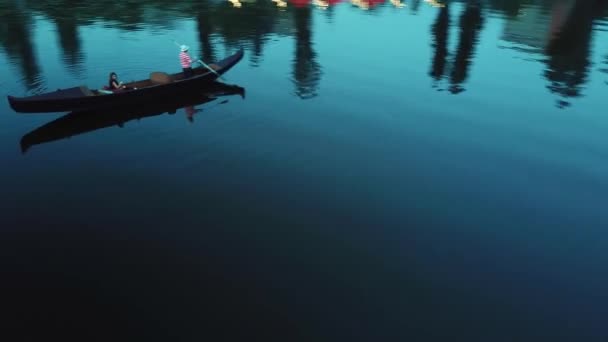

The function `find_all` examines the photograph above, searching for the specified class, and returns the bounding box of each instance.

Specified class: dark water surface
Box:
[1,0,608,341]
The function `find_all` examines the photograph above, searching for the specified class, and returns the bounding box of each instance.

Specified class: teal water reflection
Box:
[2,0,607,106]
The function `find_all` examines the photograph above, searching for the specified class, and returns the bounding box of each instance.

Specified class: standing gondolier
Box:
[174,39,227,82]
[179,45,194,78]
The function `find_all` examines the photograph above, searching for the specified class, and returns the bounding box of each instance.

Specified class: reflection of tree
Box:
[195,3,216,63]
[24,0,86,75]
[0,1,43,92]
[449,1,484,94]
[54,16,84,75]
[25,0,173,31]
[249,22,269,66]
[213,2,278,67]
[429,3,449,86]
[8,0,320,84]
[292,6,321,99]
[543,0,600,108]
[427,1,484,94]
[593,0,608,68]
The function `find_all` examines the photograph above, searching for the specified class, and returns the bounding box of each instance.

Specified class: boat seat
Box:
[79,86,95,96]
[150,72,173,85]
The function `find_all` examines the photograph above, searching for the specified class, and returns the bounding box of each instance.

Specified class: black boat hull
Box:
[8,48,244,114]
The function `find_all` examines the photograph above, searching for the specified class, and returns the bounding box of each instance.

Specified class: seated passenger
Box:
[109,72,127,90]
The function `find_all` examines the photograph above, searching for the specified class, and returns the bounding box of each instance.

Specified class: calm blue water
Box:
[1,0,608,341]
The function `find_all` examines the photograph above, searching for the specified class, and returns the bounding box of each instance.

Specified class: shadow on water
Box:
[0,224,312,342]
[0,204,473,342]
[19,81,245,154]
[2,166,606,342]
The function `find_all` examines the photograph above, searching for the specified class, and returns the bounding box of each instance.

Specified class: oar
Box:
[172,39,226,82]
[208,99,230,109]
[184,99,230,123]
[197,59,226,82]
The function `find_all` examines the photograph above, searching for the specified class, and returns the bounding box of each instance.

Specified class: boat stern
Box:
[7,95,17,111]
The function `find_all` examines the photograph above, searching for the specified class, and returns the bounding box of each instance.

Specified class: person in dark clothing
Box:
[108,72,126,90]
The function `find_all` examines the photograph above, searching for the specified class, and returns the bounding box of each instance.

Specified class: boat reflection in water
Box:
[20,81,245,154]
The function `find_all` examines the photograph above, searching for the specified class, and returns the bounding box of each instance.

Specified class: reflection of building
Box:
[424,0,446,8]
[314,0,343,20]
[501,0,575,53]
[290,0,311,7]
[227,0,287,8]
[493,0,608,107]
[502,6,551,51]
[543,0,604,107]
[351,0,384,10]
[274,0,288,7]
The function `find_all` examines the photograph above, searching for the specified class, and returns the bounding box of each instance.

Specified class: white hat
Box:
[180,45,189,52]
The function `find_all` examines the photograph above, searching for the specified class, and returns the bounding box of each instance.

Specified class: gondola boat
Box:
[8,48,244,114]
